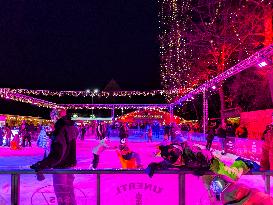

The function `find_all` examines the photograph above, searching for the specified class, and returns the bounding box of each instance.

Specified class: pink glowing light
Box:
[258,61,267,67]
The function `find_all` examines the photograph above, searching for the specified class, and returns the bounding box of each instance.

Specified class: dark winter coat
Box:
[216,127,226,138]
[206,128,215,142]
[97,124,106,139]
[119,125,128,139]
[37,116,78,169]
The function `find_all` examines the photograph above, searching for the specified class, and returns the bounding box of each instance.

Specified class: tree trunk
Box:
[264,6,273,103]
[269,70,273,104]
[219,85,225,125]
[264,6,273,46]
[219,44,226,125]
[192,101,200,120]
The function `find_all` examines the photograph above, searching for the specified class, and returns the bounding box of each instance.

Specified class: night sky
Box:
[0,1,160,91]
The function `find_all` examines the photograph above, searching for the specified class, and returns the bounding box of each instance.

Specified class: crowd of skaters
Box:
[0,108,271,204]
[1,116,271,169]
[0,117,262,158]
[0,118,225,150]
[0,121,44,149]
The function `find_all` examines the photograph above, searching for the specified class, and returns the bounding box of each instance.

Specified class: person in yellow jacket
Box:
[116,138,142,169]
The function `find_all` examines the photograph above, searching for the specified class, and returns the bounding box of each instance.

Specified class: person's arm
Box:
[145,160,174,177]
[98,125,102,136]
[103,141,117,150]
[235,129,239,137]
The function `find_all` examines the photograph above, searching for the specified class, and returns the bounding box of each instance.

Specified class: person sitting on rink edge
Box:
[145,141,273,204]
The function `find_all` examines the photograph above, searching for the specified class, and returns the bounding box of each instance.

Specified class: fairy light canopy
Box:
[0,88,170,110]
[173,42,273,105]
[0,43,272,110]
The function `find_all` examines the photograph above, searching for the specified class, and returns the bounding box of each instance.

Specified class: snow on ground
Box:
[0,134,272,205]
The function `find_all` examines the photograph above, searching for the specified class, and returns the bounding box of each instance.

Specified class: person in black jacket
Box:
[119,123,128,140]
[206,126,215,150]
[20,121,31,147]
[31,108,78,205]
[216,123,227,155]
[97,121,106,140]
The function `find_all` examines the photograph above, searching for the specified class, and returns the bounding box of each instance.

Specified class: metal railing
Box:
[0,169,272,205]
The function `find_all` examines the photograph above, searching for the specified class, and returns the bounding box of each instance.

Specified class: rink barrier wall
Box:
[0,169,272,205]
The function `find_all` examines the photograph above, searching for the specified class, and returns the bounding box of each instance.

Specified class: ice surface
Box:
[0,134,271,205]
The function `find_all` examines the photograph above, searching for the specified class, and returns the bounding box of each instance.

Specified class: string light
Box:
[0,91,61,109]
[174,43,273,105]
[5,88,194,98]
[159,0,193,101]
[60,104,169,110]
[0,40,272,111]
[159,0,272,102]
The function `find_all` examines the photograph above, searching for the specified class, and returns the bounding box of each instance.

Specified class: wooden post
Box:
[179,173,186,205]
[11,174,20,205]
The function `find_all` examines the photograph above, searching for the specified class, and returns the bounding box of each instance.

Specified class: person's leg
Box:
[67,174,76,205]
[132,152,142,168]
[53,174,76,205]
[219,138,225,154]
[209,141,212,150]
[260,148,269,171]
[223,138,227,153]
[208,141,213,150]
[22,136,26,147]
[53,174,66,205]
[206,140,212,150]
[268,149,273,171]
[92,154,100,169]
[28,136,31,147]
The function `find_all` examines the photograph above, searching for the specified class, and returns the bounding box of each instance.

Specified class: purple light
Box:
[212,86,216,90]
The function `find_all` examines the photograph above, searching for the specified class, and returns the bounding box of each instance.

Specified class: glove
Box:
[145,163,159,178]
[235,157,260,172]
[30,161,43,172]
[30,162,46,181]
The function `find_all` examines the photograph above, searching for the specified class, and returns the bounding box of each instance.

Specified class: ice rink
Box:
[0,134,272,205]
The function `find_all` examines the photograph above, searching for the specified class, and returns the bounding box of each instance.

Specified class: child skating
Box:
[116,138,143,169]
[89,136,116,169]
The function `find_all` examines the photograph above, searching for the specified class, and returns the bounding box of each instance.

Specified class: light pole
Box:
[91,95,94,115]
[87,89,99,115]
